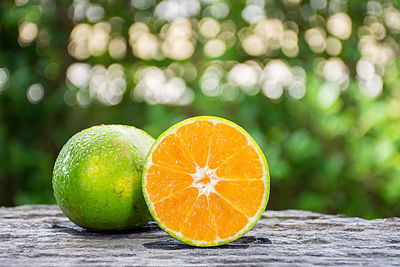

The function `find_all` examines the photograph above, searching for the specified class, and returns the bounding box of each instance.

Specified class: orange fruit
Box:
[142,116,270,246]
[53,125,154,230]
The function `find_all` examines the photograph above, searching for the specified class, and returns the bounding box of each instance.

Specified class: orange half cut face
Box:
[142,116,270,247]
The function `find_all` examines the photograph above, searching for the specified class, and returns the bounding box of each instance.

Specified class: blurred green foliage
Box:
[1,0,400,219]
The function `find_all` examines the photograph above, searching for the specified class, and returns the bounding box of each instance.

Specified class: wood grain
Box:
[0,205,399,266]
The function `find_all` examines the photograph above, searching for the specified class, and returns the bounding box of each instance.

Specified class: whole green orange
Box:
[52,125,154,230]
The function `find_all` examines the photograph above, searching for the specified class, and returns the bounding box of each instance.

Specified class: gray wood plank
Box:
[0,205,399,266]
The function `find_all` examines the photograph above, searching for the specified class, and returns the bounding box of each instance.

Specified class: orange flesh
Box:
[145,120,266,243]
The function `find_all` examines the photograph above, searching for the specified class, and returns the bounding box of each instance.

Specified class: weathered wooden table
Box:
[1,205,399,266]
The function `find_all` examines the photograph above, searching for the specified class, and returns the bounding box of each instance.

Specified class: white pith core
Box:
[191,165,218,197]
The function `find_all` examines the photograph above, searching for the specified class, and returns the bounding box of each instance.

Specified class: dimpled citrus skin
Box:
[53,125,154,230]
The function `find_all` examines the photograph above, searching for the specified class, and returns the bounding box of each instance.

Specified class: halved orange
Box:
[142,116,270,247]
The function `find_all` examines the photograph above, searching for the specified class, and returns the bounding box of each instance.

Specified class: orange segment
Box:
[151,134,196,173]
[214,180,265,218]
[143,116,269,247]
[175,120,214,168]
[215,145,264,179]
[153,187,198,233]
[208,123,249,169]
[146,165,193,202]
[181,194,217,242]
[208,193,249,240]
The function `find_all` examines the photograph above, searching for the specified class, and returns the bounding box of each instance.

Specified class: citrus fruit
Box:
[142,116,270,246]
[53,125,154,230]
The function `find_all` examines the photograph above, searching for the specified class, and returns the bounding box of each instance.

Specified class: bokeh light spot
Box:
[305,27,326,53]
[228,61,261,95]
[204,39,226,58]
[154,0,200,21]
[326,36,342,56]
[27,83,44,104]
[242,34,266,56]
[86,4,105,23]
[18,22,38,46]
[0,68,9,92]
[108,36,127,60]
[134,66,193,105]
[327,12,352,40]
[210,2,230,19]
[200,17,220,39]
[242,4,265,24]
[67,63,91,88]
[318,83,340,109]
